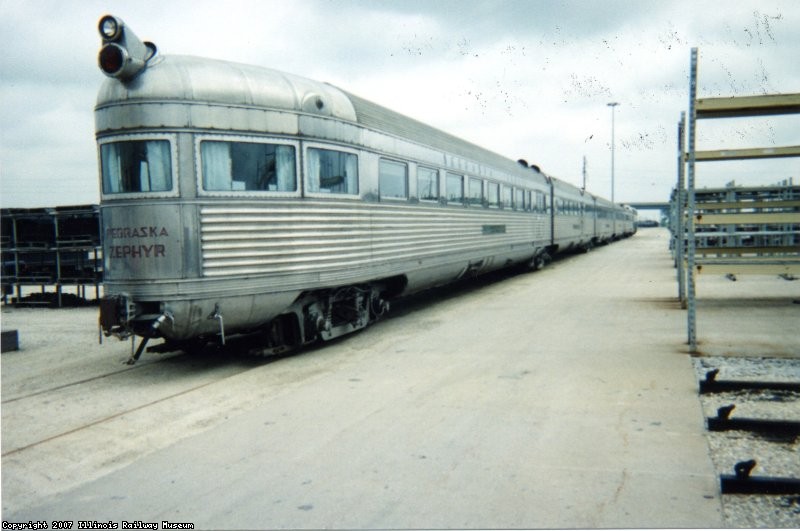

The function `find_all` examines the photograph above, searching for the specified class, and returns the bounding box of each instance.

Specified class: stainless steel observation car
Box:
[95,15,635,362]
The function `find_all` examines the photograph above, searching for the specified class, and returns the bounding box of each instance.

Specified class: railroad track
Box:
[693,356,800,527]
[1,362,145,405]
[1,361,257,457]
[1,339,289,458]
[0,331,344,515]
[1,269,520,459]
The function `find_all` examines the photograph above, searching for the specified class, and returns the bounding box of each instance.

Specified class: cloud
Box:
[1,0,798,209]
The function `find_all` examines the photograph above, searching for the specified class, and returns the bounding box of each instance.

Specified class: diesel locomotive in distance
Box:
[95,15,636,362]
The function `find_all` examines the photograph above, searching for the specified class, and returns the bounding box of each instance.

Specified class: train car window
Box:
[487,182,500,207]
[468,178,483,206]
[101,140,172,194]
[535,191,544,213]
[446,172,463,204]
[501,186,512,209]
[514,188,523,211]
[417,166,439,201]
[201,141,296,192]
[379,159,408,199]
[307,148,358,195]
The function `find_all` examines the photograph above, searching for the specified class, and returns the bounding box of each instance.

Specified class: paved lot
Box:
[5,228,795,528]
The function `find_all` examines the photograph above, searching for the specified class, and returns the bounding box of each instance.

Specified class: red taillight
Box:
[98,44,124,75]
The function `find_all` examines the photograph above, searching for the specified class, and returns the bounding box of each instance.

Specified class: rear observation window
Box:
[101,140,172,194]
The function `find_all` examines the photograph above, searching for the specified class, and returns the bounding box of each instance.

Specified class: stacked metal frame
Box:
[1,205,101,306]
[676,47,800,352]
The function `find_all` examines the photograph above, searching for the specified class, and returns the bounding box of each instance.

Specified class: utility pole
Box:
[582,155,587,191]
[607,102,619,204]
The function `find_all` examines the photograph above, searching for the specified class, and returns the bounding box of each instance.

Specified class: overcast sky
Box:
[1,0,798,215]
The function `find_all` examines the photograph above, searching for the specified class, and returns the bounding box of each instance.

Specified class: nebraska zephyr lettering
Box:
[109,244,166,259]
[106,226,169,239]
[106,226,169,260]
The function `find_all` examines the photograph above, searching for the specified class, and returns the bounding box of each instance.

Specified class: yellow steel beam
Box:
[695,260,800,275]
[695,200,800,210]
[696,93,800,118]
[695,212,800,224]
[695,246,800,255]
[692,145,800,161]
[689,185,800,196]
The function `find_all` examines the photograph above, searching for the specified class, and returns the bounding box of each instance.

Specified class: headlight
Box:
[98,15,122,41]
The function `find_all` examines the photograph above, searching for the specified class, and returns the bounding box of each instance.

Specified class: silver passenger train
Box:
[95,15,636,362]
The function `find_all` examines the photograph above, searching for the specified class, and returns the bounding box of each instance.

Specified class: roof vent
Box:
[302,93,328,114]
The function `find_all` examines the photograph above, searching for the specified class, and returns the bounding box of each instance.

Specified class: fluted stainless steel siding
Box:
[201,201,547,280]
[553,214,583,245]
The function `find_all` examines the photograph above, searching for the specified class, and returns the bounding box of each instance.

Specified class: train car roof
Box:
[96,54,545,183]
[594,195,616,208]
[96,55,359,121]
[336,88,538,178]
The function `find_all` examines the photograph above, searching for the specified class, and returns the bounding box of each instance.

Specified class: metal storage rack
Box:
[1,205,102,306]
[677,47,800,353]
[691,184,799,275]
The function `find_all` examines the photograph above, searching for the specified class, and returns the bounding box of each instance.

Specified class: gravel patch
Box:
[693,356,800,528]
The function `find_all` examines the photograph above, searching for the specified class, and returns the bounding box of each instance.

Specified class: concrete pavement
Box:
[3,229,739,528]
